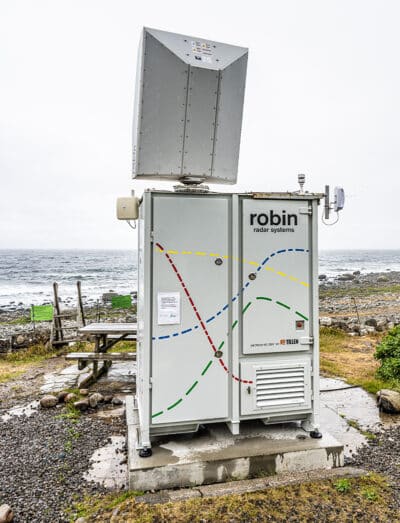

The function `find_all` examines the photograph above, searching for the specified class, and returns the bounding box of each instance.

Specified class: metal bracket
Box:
[300,337,314,345]
[299,207,312,215]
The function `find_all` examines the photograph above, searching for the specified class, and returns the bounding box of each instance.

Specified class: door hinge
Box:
[300,336,314,345]
[299,207,312,215]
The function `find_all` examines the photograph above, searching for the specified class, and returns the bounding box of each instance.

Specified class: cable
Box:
[126,220,136,230]
[321,211,340,226]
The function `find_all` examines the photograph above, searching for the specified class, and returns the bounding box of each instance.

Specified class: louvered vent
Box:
[255,365,307,408]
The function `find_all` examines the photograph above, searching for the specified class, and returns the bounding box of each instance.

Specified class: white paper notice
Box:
[157,292,181,325]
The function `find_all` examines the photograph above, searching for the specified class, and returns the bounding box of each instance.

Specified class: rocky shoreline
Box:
[1,271,399,350]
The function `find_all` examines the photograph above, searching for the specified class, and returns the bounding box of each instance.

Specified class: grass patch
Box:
[0,315,31,326]
[0,343,58,383]
[70,491,143,521]
[320,284,400,299]
[319,328,398,393]
[72,474,395,522]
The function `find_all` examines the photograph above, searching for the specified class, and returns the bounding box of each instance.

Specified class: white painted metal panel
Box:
[240,199,311,355]
[150,194,230,425]
[240,360,311,415]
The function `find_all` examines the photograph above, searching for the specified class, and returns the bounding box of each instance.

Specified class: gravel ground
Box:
[351,425,400,505]
[0,408,126,522]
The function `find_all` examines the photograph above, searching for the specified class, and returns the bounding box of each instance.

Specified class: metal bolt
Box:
[215,258,223,266]
[249,273,256,281]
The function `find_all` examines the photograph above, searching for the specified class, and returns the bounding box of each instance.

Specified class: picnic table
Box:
[65,322,137,387]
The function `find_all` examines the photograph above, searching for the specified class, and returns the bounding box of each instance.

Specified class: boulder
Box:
[338,273,355,281]
[64,393,78,403]
[318,274,327,280]
[0,504,14,523]
[320,317,333,327]
[89,393,104,408]
[104,395,113,404]
[112,397,123,406]
[377,276,389,282]
[377,389,400,413]
[57,391,69,403]
[365,318,378,328]
[40,395,58,408]
[353,270,361,276]
[74,399,89,412]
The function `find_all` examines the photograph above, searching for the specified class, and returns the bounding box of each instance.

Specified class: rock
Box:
[0,504,14,522]
[75,518,87,523]
[57,391,69,403]
[364,325,376,334]
[64,393,77,403]
[16,335,25,345]
[104,395,113,404]
[377,389,400,413]
[79,388,89,396]
[73,399,89,412]
[338,273,355,281]
[320,317,333,327]
[377,276,389,282]
[365,318,378,328]
[318,274,327,280]
[353,270,361,276]
[102,292,118,303]
[89,393,104,408]
[40,395,58,408]
[112,397,123,406]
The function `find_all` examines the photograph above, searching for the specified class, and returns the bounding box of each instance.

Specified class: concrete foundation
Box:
[126,396,344,491]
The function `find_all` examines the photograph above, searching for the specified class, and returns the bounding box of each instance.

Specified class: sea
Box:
[0,249,400,310]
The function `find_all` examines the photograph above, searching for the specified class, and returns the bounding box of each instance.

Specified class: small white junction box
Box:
[135,189,322,449]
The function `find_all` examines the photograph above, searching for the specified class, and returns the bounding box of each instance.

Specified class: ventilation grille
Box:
[255,365,307,408]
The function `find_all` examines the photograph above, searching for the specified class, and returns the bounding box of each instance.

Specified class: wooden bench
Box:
[66,352,136,362]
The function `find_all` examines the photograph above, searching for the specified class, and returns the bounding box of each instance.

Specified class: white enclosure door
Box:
[240,199,312,356]
[151,194,230,425]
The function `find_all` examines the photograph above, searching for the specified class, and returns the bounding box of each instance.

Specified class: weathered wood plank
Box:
[66,352,136,361]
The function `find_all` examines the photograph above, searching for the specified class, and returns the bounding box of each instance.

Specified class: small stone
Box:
[365,318,378,328]
[353,270,361,275]
[318,274,327,280]
[338,273,355,281]
[40,395,58,408]
[57,391,69,403]
[112,397,123,406]
[74,518,87,523]
[0,504,14,523]
[377,275,389,282]
[377,389,400,413]
[79,388,89,396]
[89,393,104,408]
[64,393,77,403]
[73,399,89,412]
[319,317,333,327]
[16,335,25,345]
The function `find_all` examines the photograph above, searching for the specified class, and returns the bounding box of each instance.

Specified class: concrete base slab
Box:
[126,396,344,491]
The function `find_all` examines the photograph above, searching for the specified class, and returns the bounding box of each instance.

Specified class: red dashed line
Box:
[155,242,252,384]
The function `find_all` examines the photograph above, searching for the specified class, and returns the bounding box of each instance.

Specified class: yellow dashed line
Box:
[161,250,308,287]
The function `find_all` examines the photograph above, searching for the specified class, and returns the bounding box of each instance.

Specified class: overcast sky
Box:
[0,0,399,250]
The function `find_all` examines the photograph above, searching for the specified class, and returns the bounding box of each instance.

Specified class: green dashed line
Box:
[296,311,309,321]
[185,380,198,395]
[276,300,291,310]
[201,360,213,376]
[167,398,183,410]
[152,300,309,418]
[242,301,252,314]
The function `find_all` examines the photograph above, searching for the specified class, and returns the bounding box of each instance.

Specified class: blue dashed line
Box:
[153,247,308,340]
